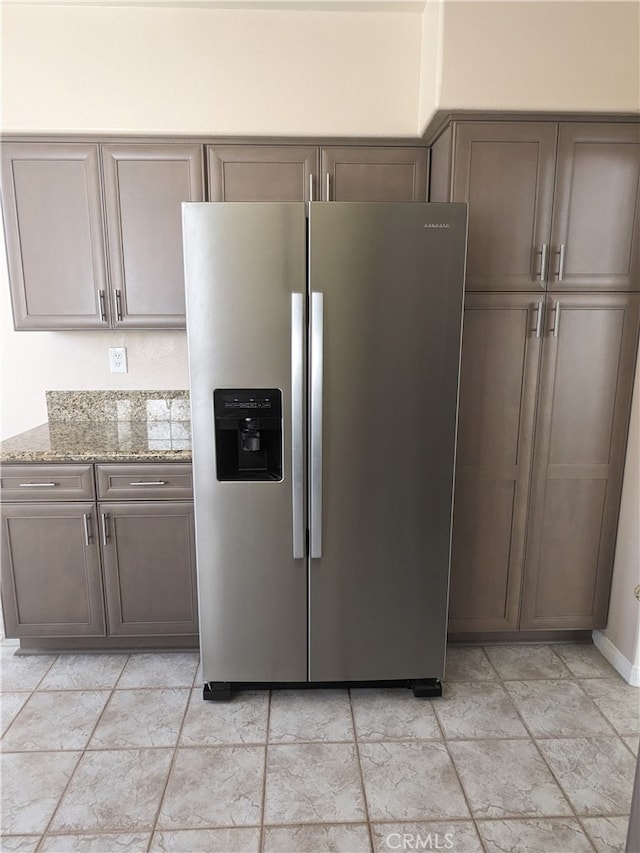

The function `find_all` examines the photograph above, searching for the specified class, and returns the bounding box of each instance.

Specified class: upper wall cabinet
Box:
[101,144,204,328]
[1,143,109,330]
[1,141,205,331]
[548,124,640,292]
[207,145,318,201]
[207,145,428,203]
[430,121,640,292]
[322,147,428,202]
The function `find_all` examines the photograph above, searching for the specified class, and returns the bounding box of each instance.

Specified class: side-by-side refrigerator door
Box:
[183,202,307,683]
[308,202,467,682]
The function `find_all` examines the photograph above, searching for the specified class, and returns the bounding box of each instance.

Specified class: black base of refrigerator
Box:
[203,678,442,701]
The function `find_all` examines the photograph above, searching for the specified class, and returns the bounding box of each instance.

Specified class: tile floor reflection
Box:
[0,641,637,852]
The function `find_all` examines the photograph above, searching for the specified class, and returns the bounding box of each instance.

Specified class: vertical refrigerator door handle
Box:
[310,291,324,559]
[291,293,305,559]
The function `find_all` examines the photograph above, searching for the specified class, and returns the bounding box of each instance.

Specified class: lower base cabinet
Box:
[0,462,197,644]
[100,501,198,636]
[1,503,106,638]
[449,291,640,634]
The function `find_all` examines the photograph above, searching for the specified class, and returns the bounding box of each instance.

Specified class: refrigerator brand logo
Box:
[424,223,450,229]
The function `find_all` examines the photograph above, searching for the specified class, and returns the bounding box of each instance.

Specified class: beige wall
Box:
[432,1,639,127]
[1,5,422,136]
[418,0,443,131]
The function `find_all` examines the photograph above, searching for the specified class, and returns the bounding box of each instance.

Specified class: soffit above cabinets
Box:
[1,0,427,10]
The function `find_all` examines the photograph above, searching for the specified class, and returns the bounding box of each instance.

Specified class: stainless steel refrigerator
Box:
[183,201,467,699]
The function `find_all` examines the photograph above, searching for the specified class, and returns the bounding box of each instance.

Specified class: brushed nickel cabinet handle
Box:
[129,481,167,486]
[533,300,543,338]
[309,173,314,201]
[99,289,107,322]
[552,302,561,338]
[100,512,109,546]
[82,513,91,547]
[556,244,566,282]
[19,482,57,487]
[326,172,331,201]
[538,244,548,284]
[114,289,123,322]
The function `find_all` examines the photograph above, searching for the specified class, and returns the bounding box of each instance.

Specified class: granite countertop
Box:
[0,391,192,464]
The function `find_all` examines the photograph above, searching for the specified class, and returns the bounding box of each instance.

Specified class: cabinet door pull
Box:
[309,173,314,201]
[537,244,548,284]
[19,482,57,488]
[552,302,561,338]
[82,513,91,546]
[100,512,109,546]
[556,244,566,282]
[114,289,123,322]
[129,481,167,486]
[533,300,543,338]
[326,172,331,201]
[99,290,107,322]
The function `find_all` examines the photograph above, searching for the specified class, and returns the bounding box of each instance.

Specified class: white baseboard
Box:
[592,630,640,686]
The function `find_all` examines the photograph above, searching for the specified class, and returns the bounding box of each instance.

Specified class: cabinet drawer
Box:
[0,464,95,501]
[96,464,193,500]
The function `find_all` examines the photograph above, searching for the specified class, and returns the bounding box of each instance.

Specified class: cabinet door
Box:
[321,147,428,201]
[449,293,542,633]
[102,144,204,328]
[451,122,557,291]
[0,503,105,638]
[207,145,318,201]
[0,143,109,329]
[521,293,640,629]
[549,123,640,292]
[100,501,198,636]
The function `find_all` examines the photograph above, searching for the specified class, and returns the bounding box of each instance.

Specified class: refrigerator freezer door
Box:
[183,202,307,683]
[308,202,467,682]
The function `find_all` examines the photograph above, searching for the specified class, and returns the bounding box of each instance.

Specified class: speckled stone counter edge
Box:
[46,390,190,423]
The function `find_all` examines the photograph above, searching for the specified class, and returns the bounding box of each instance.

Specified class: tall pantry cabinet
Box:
[430,121,640,634]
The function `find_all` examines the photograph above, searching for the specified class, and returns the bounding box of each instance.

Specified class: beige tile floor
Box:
[1,640,638,853]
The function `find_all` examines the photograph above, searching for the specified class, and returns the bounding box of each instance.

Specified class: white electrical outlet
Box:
[109,347,127,373]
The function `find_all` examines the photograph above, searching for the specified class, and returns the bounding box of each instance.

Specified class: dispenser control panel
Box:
[213,389,283,482]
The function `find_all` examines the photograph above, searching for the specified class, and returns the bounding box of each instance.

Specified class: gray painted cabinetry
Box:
[1,142,204,330]
[207,144,427,201]
[2,141,426,330]
[0,144,109,330]
[0,462,197,646]
[101,144,204,328]
[432,120,640,634]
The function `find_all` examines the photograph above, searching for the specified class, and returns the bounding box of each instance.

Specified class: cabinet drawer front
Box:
[0,464,95,501]
[96,463,193,500]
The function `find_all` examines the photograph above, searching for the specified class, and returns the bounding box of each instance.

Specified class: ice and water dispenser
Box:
[213,389,283,481]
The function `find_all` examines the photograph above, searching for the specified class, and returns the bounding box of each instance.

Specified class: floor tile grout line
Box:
[32,660,127,850]
[145,667,196,852]
[31,748,85,853]
[480,645,594,837]
[430,692,483,847]
[571,675,637,739]
[574,813,613,852]
[348,688,375,853]
[492,657,620,848]
[0,652,60,742]
[486,645,623,739]
[479,643,631,852]
[258,690,272,852]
